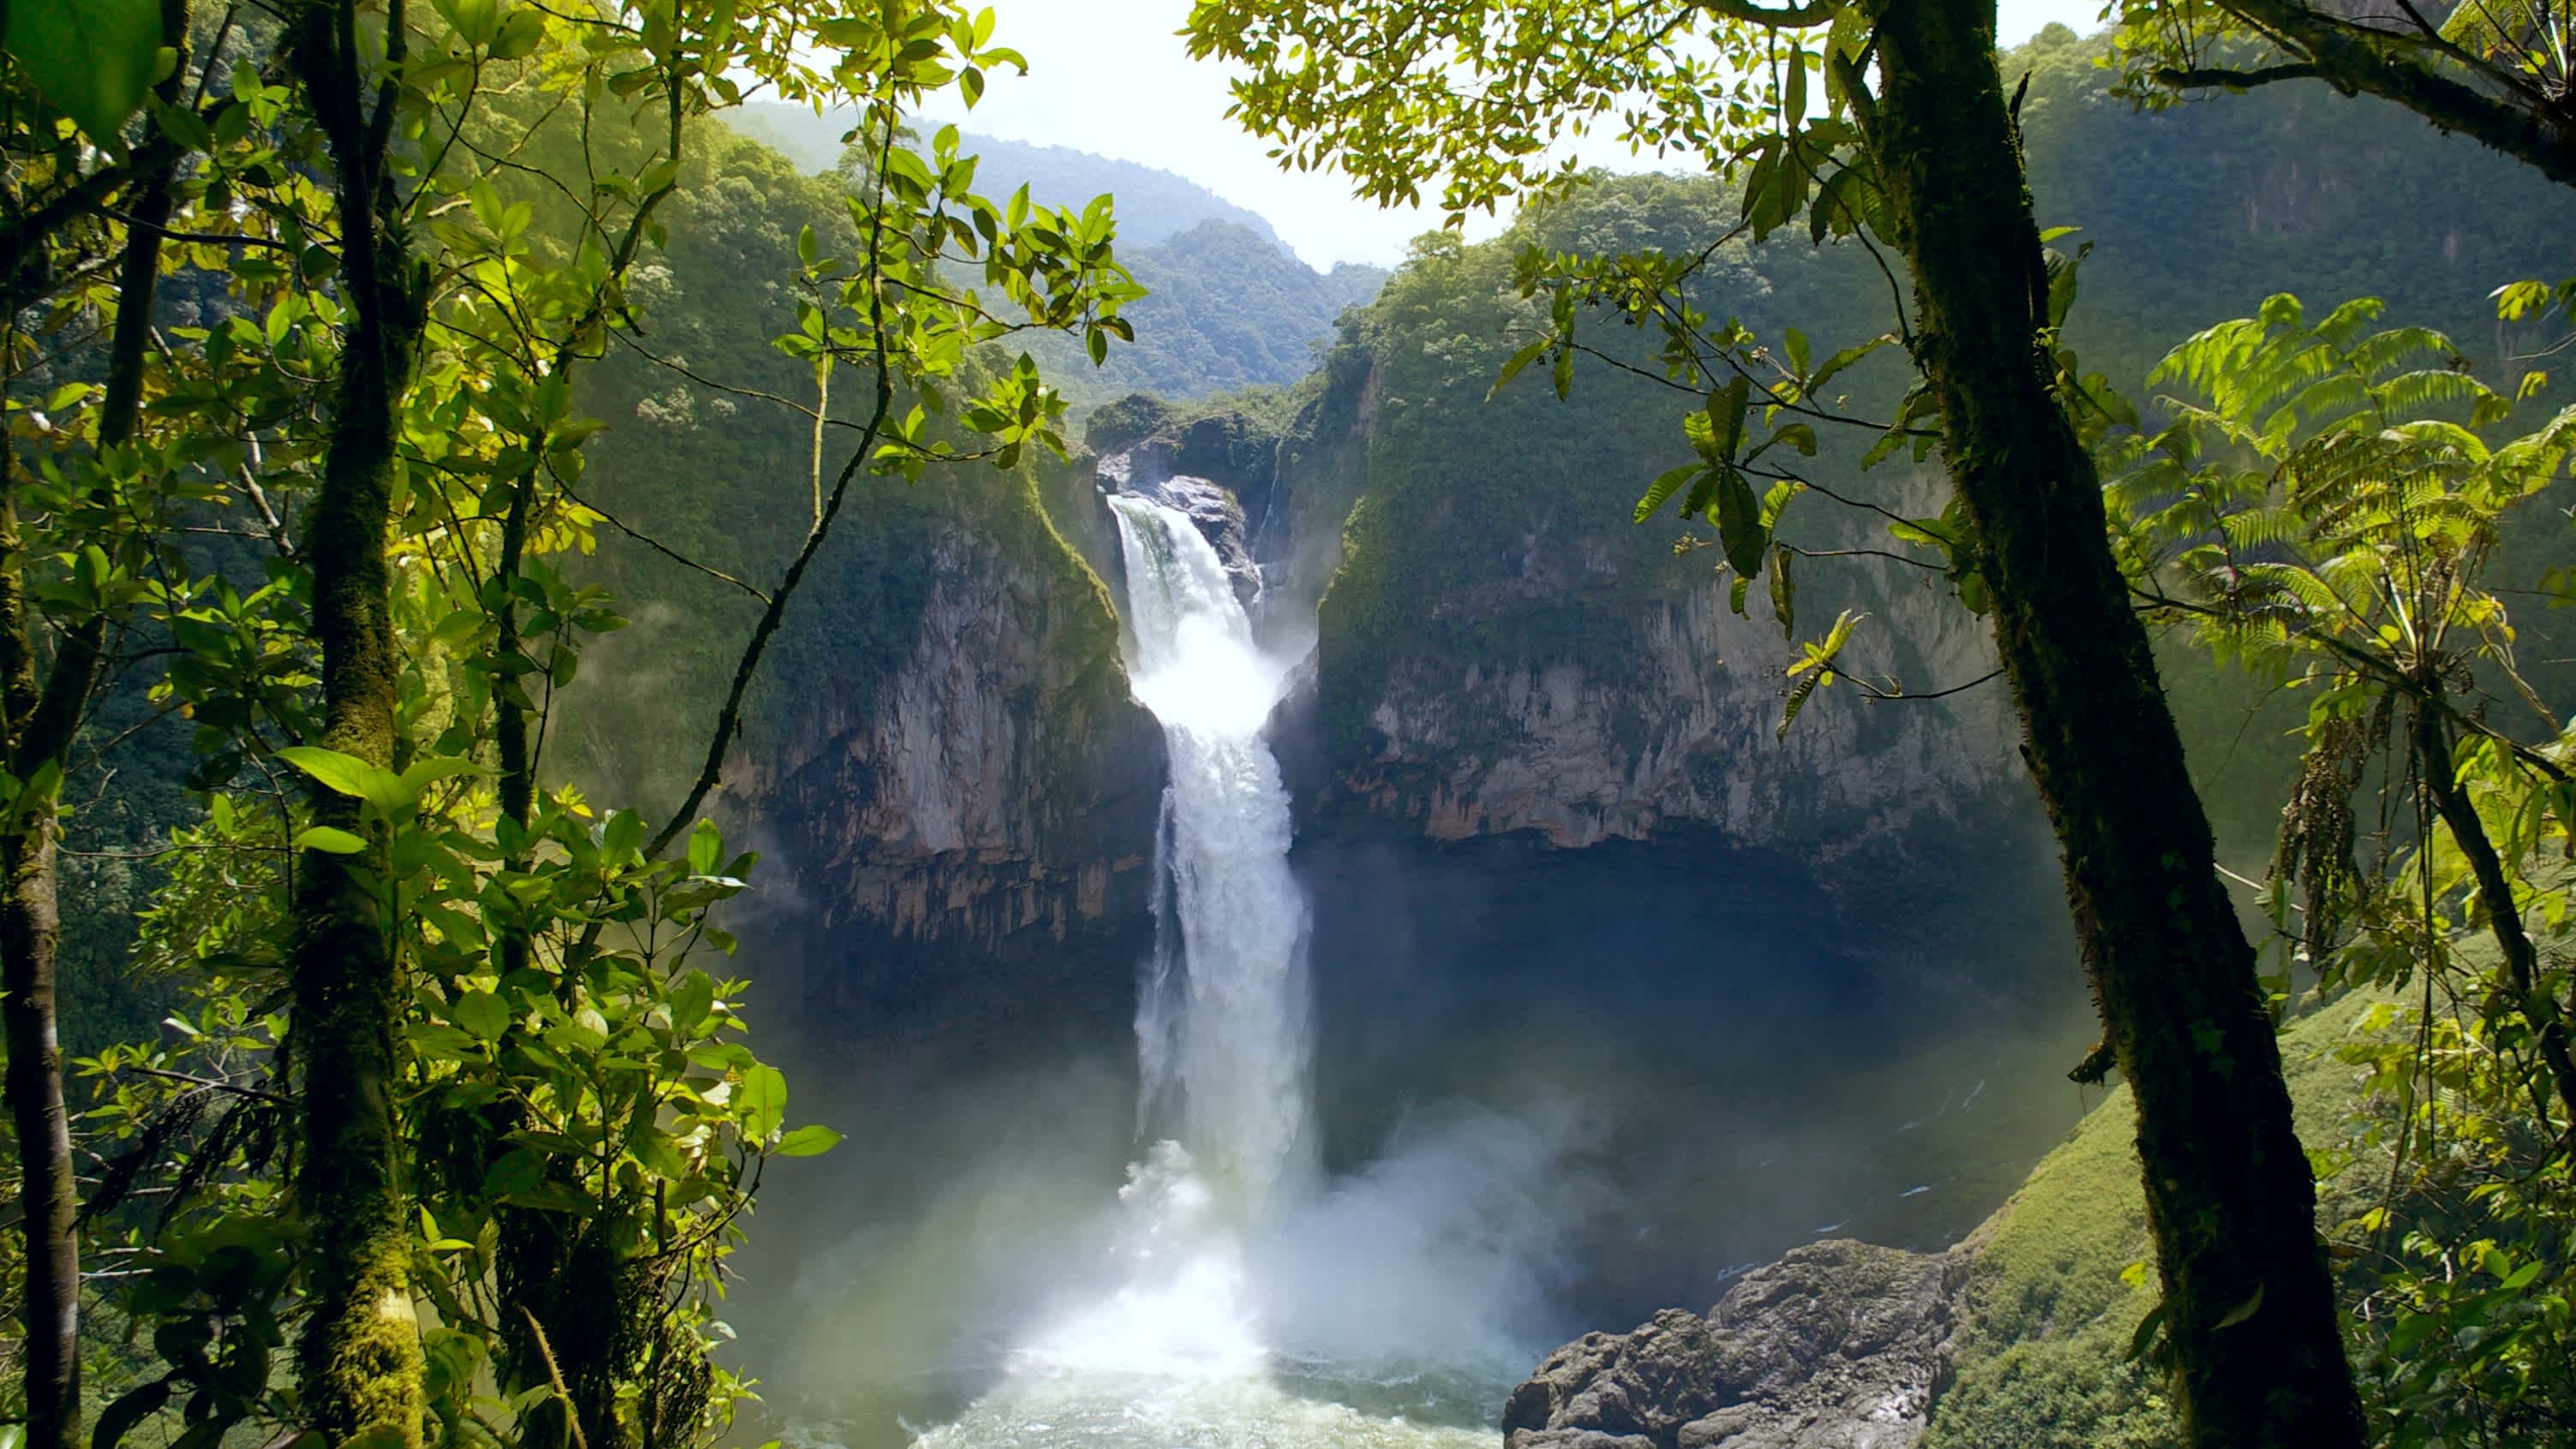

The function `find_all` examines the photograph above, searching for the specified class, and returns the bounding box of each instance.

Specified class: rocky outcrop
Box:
[1100,450,1260,604]
[1335,563,2019,860]
[739,474,1165,1041]
[1503,1241,1971,1449]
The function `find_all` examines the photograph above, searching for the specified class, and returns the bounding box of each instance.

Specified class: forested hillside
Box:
[728,104,1386,400]
[732,104,1288,247]
[11,4,2576,1449]
[1283,21,2573,872]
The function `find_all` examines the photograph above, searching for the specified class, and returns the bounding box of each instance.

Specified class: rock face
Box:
[1338,574,2019,860]
[739,473,1166,1042]
[1502,1242,1969,1449]
[1235,325,2036,879]
[1093,408,1276,606]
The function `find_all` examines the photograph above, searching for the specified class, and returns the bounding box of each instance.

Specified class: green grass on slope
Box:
[1923,988,2396,1449]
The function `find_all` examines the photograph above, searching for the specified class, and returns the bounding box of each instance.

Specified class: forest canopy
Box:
[4,2,2575,1449]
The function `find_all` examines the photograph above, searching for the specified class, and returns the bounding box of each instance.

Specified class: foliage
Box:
[1924,989,2400,1449]
[2109,295,2576,1446]
[2106,0,2576,189]
[2,0,1138,1445]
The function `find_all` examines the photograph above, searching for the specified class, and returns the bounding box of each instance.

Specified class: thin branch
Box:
[1852,666,2002,702]
[117,1065,293,1106]
[554,483,771,605]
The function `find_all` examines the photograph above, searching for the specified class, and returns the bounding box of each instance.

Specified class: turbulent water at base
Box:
[902,496,1514,1449]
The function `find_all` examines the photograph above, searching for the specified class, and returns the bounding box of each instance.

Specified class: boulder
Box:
[1503,1241,1967,1449]
[1100,444,1262,605]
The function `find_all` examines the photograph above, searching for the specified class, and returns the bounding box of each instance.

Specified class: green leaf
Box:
[295,826,367,856]
[91,1377,175,1449]
[687,820,723,877]
[397,756,485,803]
[1634,464,1700,524]
[599,808,643,862]
[2126,1297,2172,1363]
[1489,337,1549,399]
[452,991,510,1042]
[739,1064,786,1140]
[669,969,716,1035]
[277,745,375,799]
[3,0,164,145]
[1705,374,1750,463]
[1778,670,1822,742]
[1808,334,1892,396]
[1768,545,1796,639]
[1712,467,1766,578]
[772,1124,843,1157]
[2213,1283,2265,1330]
[488,8,546,59]
[438,0,502,45]
[634,1129,691,1180]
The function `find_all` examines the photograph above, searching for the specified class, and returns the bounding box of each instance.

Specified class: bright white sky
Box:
[916,1,2112,270]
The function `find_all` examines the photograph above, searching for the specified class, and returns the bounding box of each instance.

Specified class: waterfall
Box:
[908,494,1540,1449]
[1106,492,1314,1215]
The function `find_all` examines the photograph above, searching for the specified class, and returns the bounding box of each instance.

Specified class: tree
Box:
[5,0,1140,1443]
[1184,0,2364,1440]
[2109,0,2576,188]
[3,3,192,1441]
[2112,295,2576,1444]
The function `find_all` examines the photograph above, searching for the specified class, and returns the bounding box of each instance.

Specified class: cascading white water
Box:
[995,495,1315,1383]
[1109,493,1315,1213]
[905,493,1530,1449]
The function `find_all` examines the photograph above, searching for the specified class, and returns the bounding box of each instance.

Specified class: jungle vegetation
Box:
[2,0,2573,1447]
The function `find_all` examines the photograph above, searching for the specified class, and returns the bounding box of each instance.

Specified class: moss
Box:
[308,1231,427,1449]
[1923,988,2396,1448]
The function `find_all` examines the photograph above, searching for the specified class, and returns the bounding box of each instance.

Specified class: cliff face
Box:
[1257,316,2028,874]
[1327,568,2018,857]
[737,468,1165,1041]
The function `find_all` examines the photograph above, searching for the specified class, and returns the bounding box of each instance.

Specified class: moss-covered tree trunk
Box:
[289,3,426,1443]
[1857,1,2364,1442]
[0,79,181,1439]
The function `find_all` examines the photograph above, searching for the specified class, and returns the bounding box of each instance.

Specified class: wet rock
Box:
[1100,446,1261,605]
[1503,1242,1967,1449]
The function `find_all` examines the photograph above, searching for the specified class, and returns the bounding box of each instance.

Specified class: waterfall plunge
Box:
[1114,494,1315,1211]
[1005,494,1315,1380]
[908,493,1550,1449]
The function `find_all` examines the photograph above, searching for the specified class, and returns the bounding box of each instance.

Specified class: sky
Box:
[915,1,2114,271]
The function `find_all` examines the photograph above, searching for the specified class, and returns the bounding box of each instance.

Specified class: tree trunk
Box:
[1,92,180,1442]
[2413,702,2576,1133]
[1858,1,2364,1442]
[289,3,426,1443]
[2,820,80,1449]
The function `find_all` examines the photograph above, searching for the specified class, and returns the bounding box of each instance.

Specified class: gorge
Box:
[670,31,2576,1447]
[22,11,2576,1449]
[724,392,2097,1449]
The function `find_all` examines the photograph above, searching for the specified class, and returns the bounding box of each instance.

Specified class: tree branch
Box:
[1691,0,1834,28]
[2194,0,2576,188]
[2154,62,2324,90]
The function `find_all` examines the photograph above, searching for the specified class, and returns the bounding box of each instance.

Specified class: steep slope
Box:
[728,105,1285,247]
[564,128,1166,1047]
[1498,987,2397,1449]
[1025,221,1388,401]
